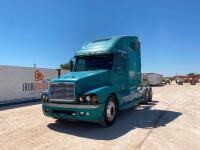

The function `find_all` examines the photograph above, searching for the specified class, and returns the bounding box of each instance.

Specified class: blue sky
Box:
[0,0,200,76]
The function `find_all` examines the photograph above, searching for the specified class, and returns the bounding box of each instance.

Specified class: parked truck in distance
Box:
[41,36,152,126]
[175,75,199,85]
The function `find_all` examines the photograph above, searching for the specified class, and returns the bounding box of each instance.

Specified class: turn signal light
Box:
[91,95,97,102]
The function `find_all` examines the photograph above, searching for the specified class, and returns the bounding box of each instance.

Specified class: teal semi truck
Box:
[41,36,152,126]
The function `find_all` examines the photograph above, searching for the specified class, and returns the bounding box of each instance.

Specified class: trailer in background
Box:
[0,65,68,105]
[142,73,163,86]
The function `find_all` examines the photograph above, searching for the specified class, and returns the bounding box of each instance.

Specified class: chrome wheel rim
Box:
[106,101,116,122]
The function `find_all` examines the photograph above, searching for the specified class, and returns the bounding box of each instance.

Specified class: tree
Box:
[187,73,196,76]
[60,62,70,70]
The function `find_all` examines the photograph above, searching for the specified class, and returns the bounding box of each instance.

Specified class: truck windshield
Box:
[74,54,114,71]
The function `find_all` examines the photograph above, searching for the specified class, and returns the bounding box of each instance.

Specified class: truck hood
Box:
[51,70,112,95]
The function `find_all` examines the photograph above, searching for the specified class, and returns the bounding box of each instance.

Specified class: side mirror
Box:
[56,69,61,77]
[70,59,74,72]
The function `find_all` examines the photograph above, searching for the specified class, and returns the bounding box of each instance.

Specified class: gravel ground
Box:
[0,82,200,150]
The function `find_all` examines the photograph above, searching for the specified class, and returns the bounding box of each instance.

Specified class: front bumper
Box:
[42,102,104,122]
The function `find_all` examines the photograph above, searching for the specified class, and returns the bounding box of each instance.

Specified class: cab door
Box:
[113,51,128,91]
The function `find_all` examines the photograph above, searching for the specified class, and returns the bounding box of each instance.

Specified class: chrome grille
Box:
[49,82,75,101]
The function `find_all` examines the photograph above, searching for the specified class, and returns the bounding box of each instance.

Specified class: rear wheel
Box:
[190,80,196,85]
[148,87,153,102]
[142,88,149,104]
[100,96,117,127]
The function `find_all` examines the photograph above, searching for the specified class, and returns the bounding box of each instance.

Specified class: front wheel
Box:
[100,96,117,127]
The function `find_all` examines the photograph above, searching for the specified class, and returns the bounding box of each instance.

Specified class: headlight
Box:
[86,95,91,102]
[42,94,46,100]
[79,96,84,102]
[78,94,98,104]
[41,93,48,102]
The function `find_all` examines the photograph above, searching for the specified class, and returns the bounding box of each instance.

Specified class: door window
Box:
[117,52,126,72]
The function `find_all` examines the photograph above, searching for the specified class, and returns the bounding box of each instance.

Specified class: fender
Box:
[84,86,117,104]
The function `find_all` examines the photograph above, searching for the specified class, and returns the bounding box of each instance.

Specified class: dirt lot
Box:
[0,82,200,150]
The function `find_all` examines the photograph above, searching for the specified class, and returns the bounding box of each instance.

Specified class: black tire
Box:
[142,89,149,104]
[148,87,153,102]
[190,80,196,85]
[100,95,117,127]
[178,81,183,85]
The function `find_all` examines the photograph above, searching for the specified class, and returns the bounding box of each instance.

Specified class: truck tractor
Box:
[41,36,152,127]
